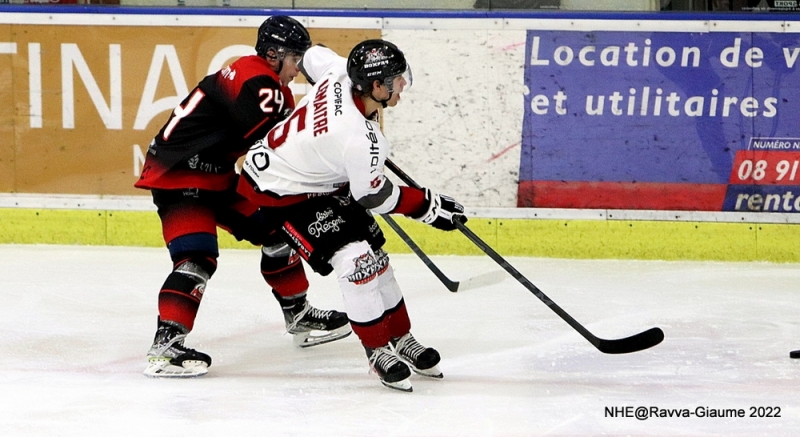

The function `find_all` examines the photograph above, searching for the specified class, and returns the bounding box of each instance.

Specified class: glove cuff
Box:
[412,188,441,224]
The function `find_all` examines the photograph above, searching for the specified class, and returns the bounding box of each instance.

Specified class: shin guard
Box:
[158,258,216,331]
[261,243,310,299]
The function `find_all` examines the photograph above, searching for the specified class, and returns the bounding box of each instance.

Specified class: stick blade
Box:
[595,327,664,354]
[442,278,459,292]
[451,270,506,292]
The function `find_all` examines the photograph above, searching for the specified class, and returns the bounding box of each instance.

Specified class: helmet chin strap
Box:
[369,83,393,108]
[265,50,284,79]
[370,92,391,108]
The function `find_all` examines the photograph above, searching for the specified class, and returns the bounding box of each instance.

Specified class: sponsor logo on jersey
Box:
[308,208,345,236]
[184,154,225,174]
[220,66,236,81]
[346,251,389,285]
[333,82,343,116]
[365,121,380,171]
[250,150,270,171]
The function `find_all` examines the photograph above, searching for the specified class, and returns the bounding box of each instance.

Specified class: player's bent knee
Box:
[261,243,309,296]
[164,259,213,292]
[175,260,212,284]
[261,242,295,268]
[167,233,219,262]
[160,259,215,313]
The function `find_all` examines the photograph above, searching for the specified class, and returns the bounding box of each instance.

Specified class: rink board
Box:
[0,207,796,263]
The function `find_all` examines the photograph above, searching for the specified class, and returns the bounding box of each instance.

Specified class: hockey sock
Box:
[158,257,216,331]
[373,258,411,339]
[351,319,392,350]
[261,244,310,298]
[387,300,411,340]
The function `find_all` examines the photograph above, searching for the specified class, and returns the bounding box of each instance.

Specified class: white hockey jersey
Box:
[242,46,402,214]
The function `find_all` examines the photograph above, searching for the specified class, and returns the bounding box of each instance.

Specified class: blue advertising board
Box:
[519,27,800,211]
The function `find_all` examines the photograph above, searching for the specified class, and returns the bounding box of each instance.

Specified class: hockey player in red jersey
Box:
[237,40,466,391]
[136,16,351,378]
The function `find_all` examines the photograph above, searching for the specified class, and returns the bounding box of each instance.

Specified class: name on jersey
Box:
[312,79,330,137]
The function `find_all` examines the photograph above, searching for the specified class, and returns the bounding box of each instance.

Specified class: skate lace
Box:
[395,334,426,361]
[286,303,332,332]
[307,306,333,320]
[369,347,400,372]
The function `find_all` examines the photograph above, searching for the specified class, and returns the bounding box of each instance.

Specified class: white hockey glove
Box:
[413,188,466,231]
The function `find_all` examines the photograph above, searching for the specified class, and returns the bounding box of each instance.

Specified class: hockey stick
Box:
[380,214,506,292]
[385,159,664,354]
[381,214,460,292]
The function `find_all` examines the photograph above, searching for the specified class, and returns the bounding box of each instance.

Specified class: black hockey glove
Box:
[413,188,466,231]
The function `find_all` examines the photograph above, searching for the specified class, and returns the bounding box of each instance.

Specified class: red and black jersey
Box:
[135,55,295,191]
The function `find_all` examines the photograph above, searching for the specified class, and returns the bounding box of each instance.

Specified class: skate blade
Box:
[381,377,413,392]
[411,364,443,379]
[143,359,208,378]
[293,325,352,348]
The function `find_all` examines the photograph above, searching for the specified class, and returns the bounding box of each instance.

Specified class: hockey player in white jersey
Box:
[237,40,466,391]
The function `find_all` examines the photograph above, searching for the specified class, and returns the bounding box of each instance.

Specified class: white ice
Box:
[1,244,799,436]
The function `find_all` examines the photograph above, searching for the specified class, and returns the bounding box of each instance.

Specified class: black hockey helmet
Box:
[255,15,312,60]
[347,39,411,94]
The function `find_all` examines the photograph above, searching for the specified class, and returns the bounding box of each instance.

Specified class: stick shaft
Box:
[381,214,460,292]
[384,159,663,354]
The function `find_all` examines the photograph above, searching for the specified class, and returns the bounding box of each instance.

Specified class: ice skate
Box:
[392,333,443,379]
[284,301,352,348]
[143,319,211,378]
[368,345,412,392]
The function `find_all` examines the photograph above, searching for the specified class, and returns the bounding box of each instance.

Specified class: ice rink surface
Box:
[1,244,799,436]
